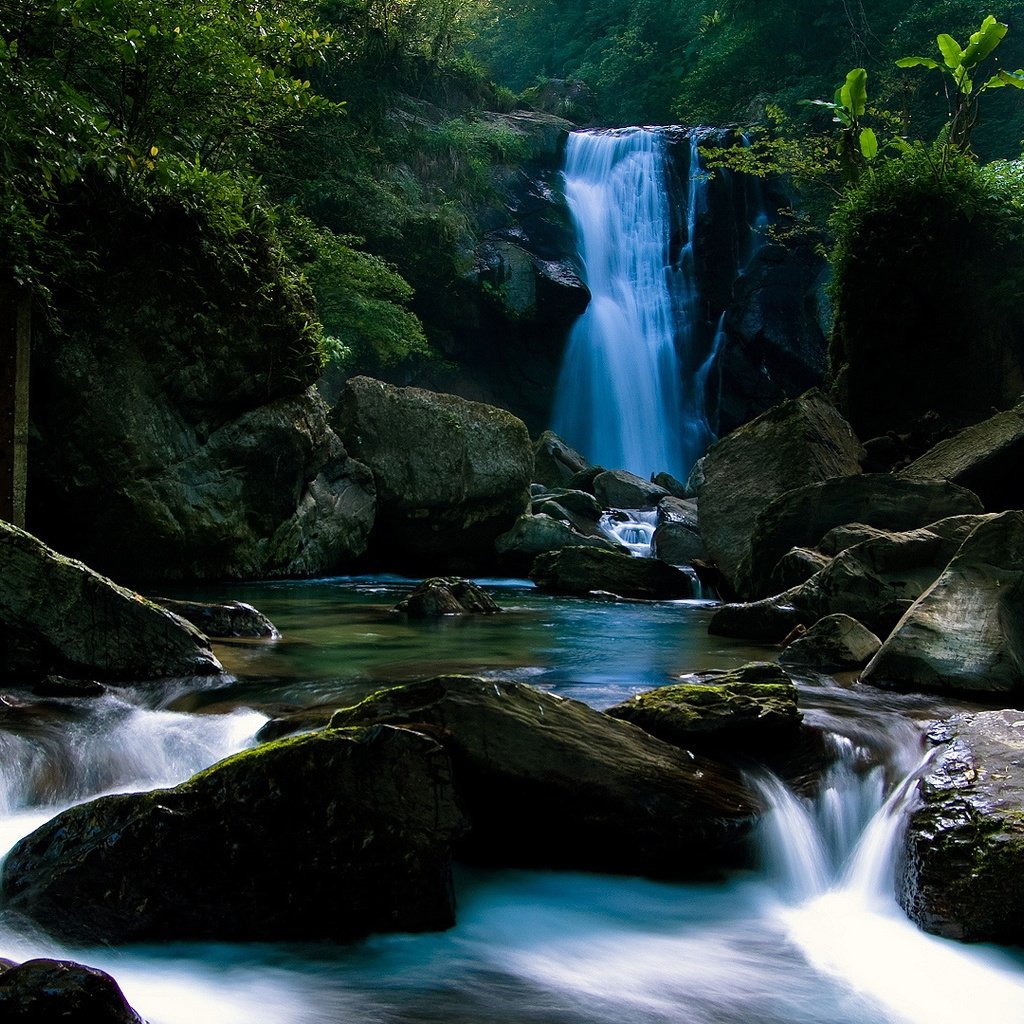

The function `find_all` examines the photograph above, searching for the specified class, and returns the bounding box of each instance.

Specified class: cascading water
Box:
[551,128,771,480]
[551,129,687,480]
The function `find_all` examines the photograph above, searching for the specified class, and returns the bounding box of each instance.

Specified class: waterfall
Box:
[551,128,771,480]
[551,129,687,480]
[598,509,659,558]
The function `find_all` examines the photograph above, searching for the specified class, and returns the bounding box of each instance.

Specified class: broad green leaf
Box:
[840,67,868,117]
[858,127,878,160]
[962,16,1007,68]
[986,68,1024,90]
[896,56,940,69]
[936,34,962,69]
[953,65,973,95]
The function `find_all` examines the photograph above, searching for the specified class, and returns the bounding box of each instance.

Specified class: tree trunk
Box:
[0,283,30,528]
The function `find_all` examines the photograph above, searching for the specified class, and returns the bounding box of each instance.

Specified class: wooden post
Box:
[0,284,30,528]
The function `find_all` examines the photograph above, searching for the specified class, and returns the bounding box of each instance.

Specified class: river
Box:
[2,577,1023,1023]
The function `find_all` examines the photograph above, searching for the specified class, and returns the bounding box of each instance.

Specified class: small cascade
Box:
[598,509,658,558]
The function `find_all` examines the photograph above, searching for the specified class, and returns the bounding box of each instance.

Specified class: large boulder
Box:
[333,377,533,573]
[1,725,464,944]
[329,677,757,876]
[899,711,1024,942]
[862,511,1024,697]
[605,662,801,756]
[711,515,990,643]
[900,402,1024,512]
[697,390,863,594]
[0,959,143,1023]
[496,514,623,571]
[743,475,983,598]
[779,614,881,672]
[653,497,706,565]
[593,470,670,509]
[0,521,221,681]
[150,597,278,639]
[530,546,697,599]
[532,431,589,489]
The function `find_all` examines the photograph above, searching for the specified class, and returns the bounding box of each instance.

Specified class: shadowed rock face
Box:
[1,726,464,944]
[330,676,759,878]
[333,377,533,574]
[863,511,1024,698]
[0,521,221,681]
[697,390,864,596]
[0,959,144,1023]
[530,545,697,600]
[900,711,1024,943]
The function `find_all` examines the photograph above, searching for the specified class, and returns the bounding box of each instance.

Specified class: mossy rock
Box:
[1,725,464,944]
[329,675,757,878]
[606,662,801,756]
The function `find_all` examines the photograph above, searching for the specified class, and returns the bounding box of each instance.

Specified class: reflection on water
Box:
[2,577,1024,1024]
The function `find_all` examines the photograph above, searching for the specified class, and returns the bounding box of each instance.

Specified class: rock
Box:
[862,511,1024,697]
[519,79,597,122]
[150,598,278,638]
[532,430,589,489]
[743,474,983,598]
[33,379,376,581]
[0,959,143,1023]
[900,402,1024,512]
[652,472,688,498]
[684,456,706,498]
[329,676,757,877]
[711,515,990,642]
[779,614,881,671]
[593,470,670,509]
[532,487,603,523]
[899,710,1024,942]
[530,547,697,600]
[496,514,623,571]
[394,578,501,617]
[697,390,864,594]
[657,496,700,527]
[0,522,221,682]
[32,675,106,699]
[653,522,706,566]
[567,465,604,495]
[605,662,801,755]
[1,725,464,944]
[332,377,533,574]
[769,548,832,593]
[817,523,895,556]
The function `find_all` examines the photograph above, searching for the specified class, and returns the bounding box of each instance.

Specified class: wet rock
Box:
[567,465,604,495]
[532,487,603,524]
[593,470,670,509]
[31,675,106,699]
[394,578,502,617]
[1,725,464,944]
[0,521,221,682]
[743,475,983,598]
[532,430,589,489]
[769,548,832,593]
[329,676,757,877]
[530,546,697,600]
[900,402,1024,512]
[697,390,864,595]
[817,523,895,556]
[150,598,278,639]
[496,514,623,571]
[779,614,881,671]
[711,515,990,643]
[333,377,533,574]
[605,662,801,756]
[653,499,705,566]
[862,511,1024,697]
[652,472,688,499]
[899,710,1024,942]
[0,959,143,1023]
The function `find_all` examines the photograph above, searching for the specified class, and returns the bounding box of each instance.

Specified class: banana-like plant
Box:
[803,67,878,184]
[897,15,1024,151]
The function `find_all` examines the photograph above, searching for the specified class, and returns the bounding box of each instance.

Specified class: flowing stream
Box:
[2,578,1024,1022]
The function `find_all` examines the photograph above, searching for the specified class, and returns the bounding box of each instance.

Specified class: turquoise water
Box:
[2,577,1024,1024]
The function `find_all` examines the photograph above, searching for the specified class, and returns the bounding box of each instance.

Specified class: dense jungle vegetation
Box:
[2,0,1024,383]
